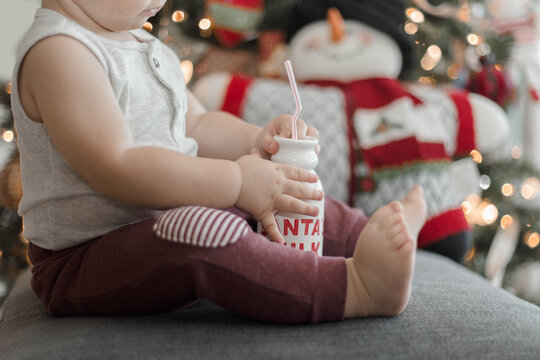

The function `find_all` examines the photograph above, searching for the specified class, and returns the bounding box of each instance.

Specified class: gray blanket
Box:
[1,251,539,360]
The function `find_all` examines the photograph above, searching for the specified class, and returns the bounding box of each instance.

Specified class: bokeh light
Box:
[2,130,14,142]
[482,204,498,225]
[421,55,437,71]
[521,177,540,200]
[406,8,425,23]
[447,64,460,79]
[479,175,491,190]
[524,232,540,248]
[404,21,419,35]
[501,183,514,196]
[500,214,513,230]
[464,247,475,262]
[418,77,436,86]
[461,200,472,215]
[511,146,522,159]
[199,18,212,30]
[143,22,153,32]
[180,60,193,85]
[467,33,479,45]
[172,10,185,23]
[427,45,442,59]
[470,149,482,164]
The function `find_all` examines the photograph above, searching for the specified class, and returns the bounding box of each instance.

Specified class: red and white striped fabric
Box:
[153,207,249,247]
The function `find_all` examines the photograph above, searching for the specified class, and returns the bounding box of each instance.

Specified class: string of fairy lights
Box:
[464,145,540,253]
[404,1,499,85]
[461,159,540,252]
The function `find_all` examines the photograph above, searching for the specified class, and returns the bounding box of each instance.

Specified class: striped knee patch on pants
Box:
[152,206,250,247]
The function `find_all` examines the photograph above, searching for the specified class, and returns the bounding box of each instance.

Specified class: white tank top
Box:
[11,8,198,250]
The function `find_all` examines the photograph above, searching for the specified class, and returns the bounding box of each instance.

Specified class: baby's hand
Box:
[235,152,323,244]
[253,115,319,159]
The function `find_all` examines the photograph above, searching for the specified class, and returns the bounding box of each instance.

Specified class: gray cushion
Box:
[1,251,539,360]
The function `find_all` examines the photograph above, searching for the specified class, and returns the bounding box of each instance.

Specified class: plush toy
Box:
[193,0,510,262]
[207,0,265,47]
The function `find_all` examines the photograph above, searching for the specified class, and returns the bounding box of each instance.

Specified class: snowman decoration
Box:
[194,0,509,262]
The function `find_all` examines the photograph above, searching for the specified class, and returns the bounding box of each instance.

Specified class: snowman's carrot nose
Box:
[328,7,345,43]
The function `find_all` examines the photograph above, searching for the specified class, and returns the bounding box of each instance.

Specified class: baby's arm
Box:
[186,92,319,161]
[185,92,260,160]
[18,36,243,210]
[19,36,320,242]
[185,91,323,241]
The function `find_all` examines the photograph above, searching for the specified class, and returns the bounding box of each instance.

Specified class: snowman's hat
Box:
[287,0,416,78]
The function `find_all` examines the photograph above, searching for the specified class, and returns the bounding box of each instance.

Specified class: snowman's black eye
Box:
[305,37,322,51]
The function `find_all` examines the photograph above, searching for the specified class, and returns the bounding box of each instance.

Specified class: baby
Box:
[12,0,426,322]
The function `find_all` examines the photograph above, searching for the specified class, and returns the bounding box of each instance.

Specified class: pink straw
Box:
[284,60,302,140]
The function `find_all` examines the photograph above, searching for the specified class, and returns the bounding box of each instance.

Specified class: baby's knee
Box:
[152,206,251,248]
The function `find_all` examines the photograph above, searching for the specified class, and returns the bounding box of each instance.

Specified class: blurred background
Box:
[1,0,539,307]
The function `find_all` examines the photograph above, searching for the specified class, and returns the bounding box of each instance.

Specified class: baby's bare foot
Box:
[344,186,426,318]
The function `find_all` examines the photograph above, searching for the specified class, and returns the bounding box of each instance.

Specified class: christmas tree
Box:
[395,1,540,301]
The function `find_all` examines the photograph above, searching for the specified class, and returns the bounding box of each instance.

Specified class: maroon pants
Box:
[28,197,367,323]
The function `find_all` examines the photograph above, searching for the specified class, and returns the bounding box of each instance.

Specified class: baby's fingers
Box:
[281,165,318,183]
[306,125,319,139]
[260,134,278,155]
[260,214,284,244]
[276,194,319,217]
[284,180,324,201]
[306,126,321,154]
[289,118,308,139]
